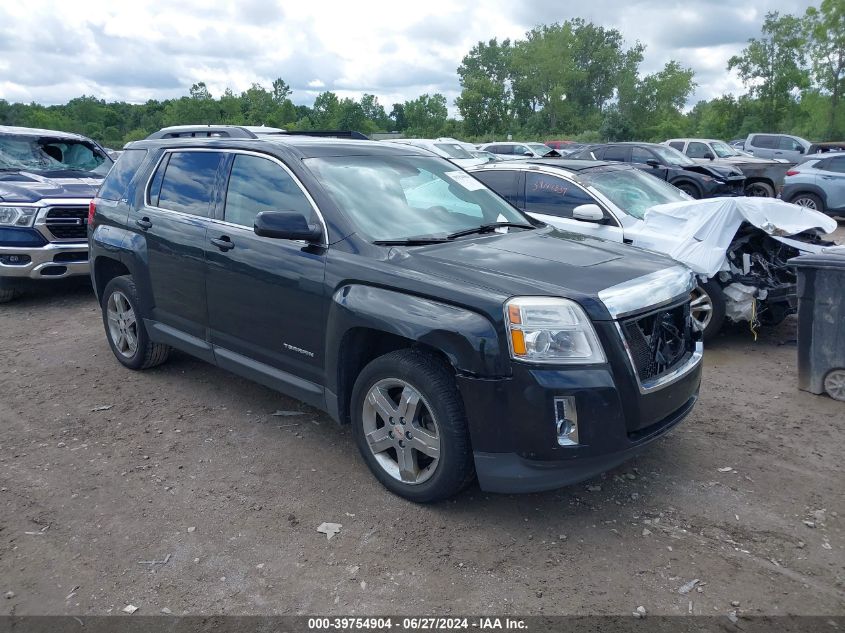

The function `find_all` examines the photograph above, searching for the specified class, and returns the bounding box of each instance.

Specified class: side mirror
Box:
[797,147,805,154]
[705,152,715,160]
[572,204,605,222]
[254,211,322,242]
[646,159,661,168]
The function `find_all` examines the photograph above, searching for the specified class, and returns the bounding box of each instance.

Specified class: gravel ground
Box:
[0,225,843,617]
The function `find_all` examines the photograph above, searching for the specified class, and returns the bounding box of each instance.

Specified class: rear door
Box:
[204,151,328,392]
[819,156,845,211]
[139,149,225,346]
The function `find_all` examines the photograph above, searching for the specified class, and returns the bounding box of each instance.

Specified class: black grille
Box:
[45,206,88,240]
[622,303,694,383]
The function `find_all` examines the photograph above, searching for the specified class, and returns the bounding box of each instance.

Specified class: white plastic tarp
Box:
[631,197,838,277]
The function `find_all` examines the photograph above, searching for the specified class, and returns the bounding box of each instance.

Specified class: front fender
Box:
[325,284,509,391]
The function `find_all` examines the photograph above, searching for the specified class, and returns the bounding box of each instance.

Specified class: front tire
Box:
[0,288,21,304]
[690,281,726,341]
[676,181,701,199]
[101,276,170,370]
[351,349,475,503]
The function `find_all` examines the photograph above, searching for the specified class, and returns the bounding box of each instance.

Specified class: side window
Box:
[753,135,776,149]
[525,173,594,218]
[515,145,530,156]
[631,147,653,164]
[156,151,224,217]
[667,142,684,151]
[823,156,845,173]
[780,137,802,151]
[687,142,710,158]
[99,149,147,201]
[603,146,630,162]
[473,170,519,204]
[487,145,505,154]
[223,154,314,228]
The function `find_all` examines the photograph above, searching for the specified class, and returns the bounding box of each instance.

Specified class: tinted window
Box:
[779,136,802,151]
[667,142,684,151]
[752,135,777,149]
[823,156,845,173]
[687,142,711,158]
[604,146,630,162]
[473,170,519,203]
[525,173,593,218]
[631,147,654,164]
[99,149,147,201]
[156,151,223,217]
[224,154,313,228]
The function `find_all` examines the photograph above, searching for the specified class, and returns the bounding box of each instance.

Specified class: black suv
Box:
[0,125,113,302]
[89,135,703,502]
[569,142,745,199]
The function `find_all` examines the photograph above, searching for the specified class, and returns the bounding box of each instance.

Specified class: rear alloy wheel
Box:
[102,275,170,370]
[823,369,845,402]
[690,281,726,341]
[351,349,474,503]
[791,193,824,212]
[745,181,775,197]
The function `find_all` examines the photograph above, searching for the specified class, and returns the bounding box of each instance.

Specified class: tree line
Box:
[0,1,842,148]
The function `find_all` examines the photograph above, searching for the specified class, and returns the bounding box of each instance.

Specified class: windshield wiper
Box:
[446,222,534,240]
[372,236,451,246]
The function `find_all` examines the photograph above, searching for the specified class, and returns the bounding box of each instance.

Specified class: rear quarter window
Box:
[98,149,148,201]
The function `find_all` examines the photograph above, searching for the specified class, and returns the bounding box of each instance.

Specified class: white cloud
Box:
[0,0,818,111]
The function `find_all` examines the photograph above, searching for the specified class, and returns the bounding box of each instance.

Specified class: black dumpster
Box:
[790,245,845,401]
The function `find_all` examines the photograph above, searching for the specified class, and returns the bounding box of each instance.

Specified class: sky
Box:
[0,0,816,113]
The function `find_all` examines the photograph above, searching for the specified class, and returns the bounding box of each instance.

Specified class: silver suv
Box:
[745,133,813,162]
[782,154,845,217]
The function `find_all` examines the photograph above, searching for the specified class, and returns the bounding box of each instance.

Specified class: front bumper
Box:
[456,344,703,494]
[707,176,746,197]
[0,242,89,283]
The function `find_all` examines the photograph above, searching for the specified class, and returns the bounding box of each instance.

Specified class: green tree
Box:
[403,94,447,136]
[728,11,809,131]
[805,0,845,137]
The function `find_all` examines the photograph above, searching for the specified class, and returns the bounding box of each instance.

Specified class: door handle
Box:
[136,217,153,230]
[210,236,234,251]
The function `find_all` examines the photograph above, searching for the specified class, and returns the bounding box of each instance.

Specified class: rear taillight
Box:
[786,169,800,176]
[87,200,96,226]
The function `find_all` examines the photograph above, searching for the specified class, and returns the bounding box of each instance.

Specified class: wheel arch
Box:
[671,177,702,198]
[93,256,131,304]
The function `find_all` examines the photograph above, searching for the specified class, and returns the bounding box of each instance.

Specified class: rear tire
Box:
[790,192,824,213]
[690,281,726,341]
[101,275,170,370]
[0,288,21,304]
[351,349,475,503]
[745,181,775,197]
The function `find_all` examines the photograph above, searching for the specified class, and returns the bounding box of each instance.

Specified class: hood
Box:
[632,197,837,276]
[0,171,103,203]
[708,155,783,166]
[390,227,683,319]
[682,163,743,179]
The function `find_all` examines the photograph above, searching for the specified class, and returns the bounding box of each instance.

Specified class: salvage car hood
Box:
[398,226,684,313]
[630,197,838,276]
[682,163,743,179]
[0,171,103,203]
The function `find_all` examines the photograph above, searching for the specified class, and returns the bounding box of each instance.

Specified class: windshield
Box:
[711,141,739,158]
[581,167,690,220]
[0,135,112,174]
[433,143,473,159]
[305,155,529,241]
[650,144,696,167]
[526,143,554,156]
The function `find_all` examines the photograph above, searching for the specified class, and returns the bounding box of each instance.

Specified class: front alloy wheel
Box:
[362,378,441,485]
[106,290,139,358]
[689,286,714,333]
[690,281,726,341]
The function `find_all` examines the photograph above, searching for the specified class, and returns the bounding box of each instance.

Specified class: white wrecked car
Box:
[469,160,837,339]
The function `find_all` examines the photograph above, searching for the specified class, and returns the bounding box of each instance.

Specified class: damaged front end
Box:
[716,225,834,326]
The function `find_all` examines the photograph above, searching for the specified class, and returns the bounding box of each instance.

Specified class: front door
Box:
[205,152,328,393]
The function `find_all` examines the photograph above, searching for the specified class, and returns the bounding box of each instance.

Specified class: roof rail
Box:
[145,125,369,141]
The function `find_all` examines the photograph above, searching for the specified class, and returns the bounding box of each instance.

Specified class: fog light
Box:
[554,396,579,446]
[0,254,31,265]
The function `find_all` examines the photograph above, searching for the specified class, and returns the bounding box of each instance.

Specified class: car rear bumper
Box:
[0,242,89,283]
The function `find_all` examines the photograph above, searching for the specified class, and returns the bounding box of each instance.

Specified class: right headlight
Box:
[0,205,38,227]
[504,297,606,364]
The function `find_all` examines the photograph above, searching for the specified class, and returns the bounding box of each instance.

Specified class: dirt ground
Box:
[1,227,843,617]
